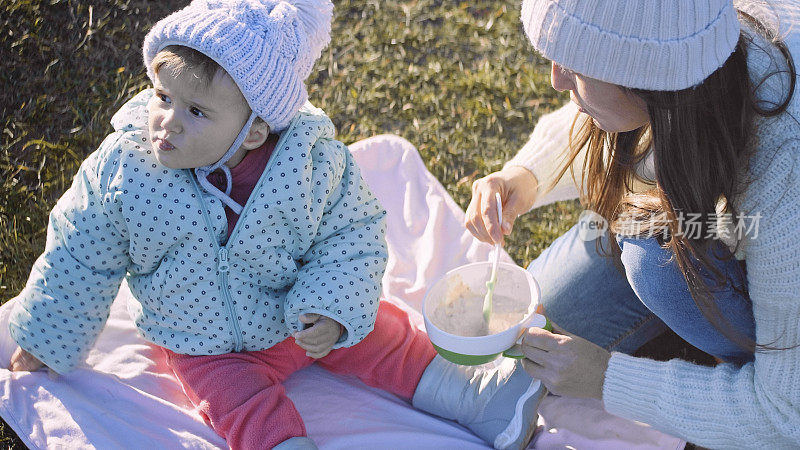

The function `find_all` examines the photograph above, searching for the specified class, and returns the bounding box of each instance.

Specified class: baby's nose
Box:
[161,109,182,133]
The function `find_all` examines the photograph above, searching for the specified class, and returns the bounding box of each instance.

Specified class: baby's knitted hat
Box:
[520,0,742,91]
[143,0,333,215]
[143,0,333,131]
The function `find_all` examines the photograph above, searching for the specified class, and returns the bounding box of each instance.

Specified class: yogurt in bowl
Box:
[422,261,550,365]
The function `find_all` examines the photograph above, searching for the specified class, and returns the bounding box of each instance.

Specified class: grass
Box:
[1,0,581,303]
[0,1,708,448]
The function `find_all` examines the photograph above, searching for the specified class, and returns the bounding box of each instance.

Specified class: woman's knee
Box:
[527,223,655,349]
[616,236,675,298]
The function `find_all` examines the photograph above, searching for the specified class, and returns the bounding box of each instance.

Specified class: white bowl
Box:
[422,261,548,365]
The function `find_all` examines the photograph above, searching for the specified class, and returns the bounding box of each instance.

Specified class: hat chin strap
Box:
[194,111,258,215]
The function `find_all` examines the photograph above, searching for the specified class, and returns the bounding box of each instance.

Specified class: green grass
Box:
[0,1,704,448]
[1,0,583,302]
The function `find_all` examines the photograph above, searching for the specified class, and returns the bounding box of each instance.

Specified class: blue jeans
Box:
[527,215,756,364]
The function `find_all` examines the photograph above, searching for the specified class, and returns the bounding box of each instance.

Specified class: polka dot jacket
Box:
[8,89,388,374]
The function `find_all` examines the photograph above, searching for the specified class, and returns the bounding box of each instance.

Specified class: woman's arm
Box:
[604,137,800,447]
[504,101,586,209]
[466,102,586,245]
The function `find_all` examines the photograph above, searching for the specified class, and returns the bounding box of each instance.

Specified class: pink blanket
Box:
[0,134,684,449]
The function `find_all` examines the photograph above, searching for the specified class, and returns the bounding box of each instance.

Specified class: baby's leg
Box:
[317,301,436,399]
[320,301,540,449]
[162,340,313,449]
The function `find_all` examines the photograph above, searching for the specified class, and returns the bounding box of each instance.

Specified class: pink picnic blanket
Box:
[0,135,684,449]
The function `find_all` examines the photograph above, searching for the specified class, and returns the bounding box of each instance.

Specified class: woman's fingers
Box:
[465,186,493,244]
[521,357,549,380]
[501,189,528,234]
[467,176,505,244]
[480,185,504,244]
[500,167,539,227]
[520,344,550,365]
[465,167,540,245]
[520,325,611,399]
[522,326,562,351]
[547,321,571,336]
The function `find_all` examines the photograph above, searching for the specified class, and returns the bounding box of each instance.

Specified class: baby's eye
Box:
[157,93,171,104]
[190,107,206,118]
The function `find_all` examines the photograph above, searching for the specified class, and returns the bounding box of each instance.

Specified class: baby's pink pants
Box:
[162,301,437,449]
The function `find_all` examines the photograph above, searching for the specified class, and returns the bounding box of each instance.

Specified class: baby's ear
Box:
[242,119,270,150]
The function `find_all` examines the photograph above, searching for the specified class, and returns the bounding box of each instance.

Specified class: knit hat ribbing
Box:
[143,0,333,131]
[520,0,742,91]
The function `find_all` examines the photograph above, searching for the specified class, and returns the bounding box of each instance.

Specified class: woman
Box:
[465,0,799,447]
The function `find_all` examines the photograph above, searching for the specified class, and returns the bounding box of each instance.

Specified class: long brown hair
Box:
[551,12,797,354]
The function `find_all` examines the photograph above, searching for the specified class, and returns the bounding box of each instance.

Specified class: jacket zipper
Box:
[189,175,243,352]
[184,113,303,352]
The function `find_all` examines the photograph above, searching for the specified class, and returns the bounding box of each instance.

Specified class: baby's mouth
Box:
[155,137,175,151]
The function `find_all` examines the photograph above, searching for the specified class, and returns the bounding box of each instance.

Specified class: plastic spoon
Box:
[482,192,503,323]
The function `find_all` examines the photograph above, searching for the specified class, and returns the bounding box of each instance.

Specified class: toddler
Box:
[6,1,541,448]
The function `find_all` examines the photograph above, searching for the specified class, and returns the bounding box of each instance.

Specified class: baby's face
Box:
[147,68,251,169]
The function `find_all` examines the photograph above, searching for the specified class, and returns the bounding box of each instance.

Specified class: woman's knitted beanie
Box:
[143,0,333,131]
[520,0,742,91]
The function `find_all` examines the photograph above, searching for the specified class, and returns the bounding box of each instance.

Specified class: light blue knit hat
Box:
[520,0,742,91]
[142,0,333,214]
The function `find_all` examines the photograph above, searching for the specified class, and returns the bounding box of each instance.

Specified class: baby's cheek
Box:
[146,113,157,135]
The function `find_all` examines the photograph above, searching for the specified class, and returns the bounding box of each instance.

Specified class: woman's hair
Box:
[551,10,796,354]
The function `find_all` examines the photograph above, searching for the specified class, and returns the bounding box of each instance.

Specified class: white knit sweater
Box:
[506,23,800,449]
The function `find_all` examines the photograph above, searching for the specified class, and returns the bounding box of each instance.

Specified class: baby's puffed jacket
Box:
[9,89,388,374]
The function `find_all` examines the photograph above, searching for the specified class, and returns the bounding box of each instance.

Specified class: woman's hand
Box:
[8,346,46,372]
[520,323,611,400]
[465,166,539,245]
[294,313,344,359]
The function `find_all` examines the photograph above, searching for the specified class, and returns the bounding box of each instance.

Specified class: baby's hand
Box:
[294,313,343,359]
[8,346,46,372]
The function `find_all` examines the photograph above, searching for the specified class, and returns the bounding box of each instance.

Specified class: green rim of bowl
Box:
[432,344,500,365]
